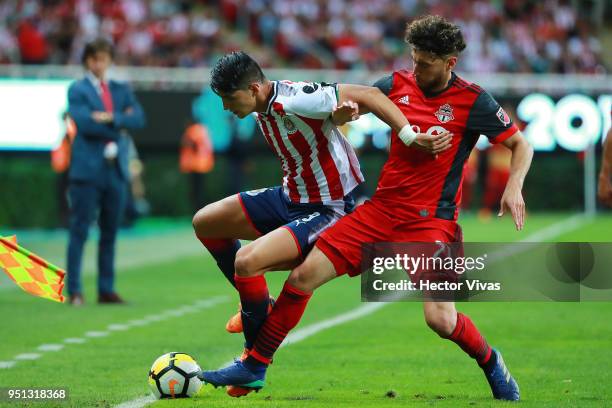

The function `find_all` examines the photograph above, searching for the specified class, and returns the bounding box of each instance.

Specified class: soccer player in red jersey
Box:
[201,17,533,401]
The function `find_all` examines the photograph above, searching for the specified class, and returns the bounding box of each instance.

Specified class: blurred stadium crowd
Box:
[0,0,607,73]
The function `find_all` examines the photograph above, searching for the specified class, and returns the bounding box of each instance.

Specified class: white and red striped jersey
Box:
[255,80,364,204]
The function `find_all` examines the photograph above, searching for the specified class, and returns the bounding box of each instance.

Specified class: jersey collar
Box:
[265,81,279,115]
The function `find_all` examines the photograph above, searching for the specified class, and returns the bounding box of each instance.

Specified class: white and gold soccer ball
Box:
[148,352,203,399]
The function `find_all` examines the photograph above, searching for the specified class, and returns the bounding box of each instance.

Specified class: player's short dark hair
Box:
[404,15,466,58]
[210,51,266,95]
[81,38,114,65]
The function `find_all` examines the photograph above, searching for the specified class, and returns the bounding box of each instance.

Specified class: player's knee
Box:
[234,247,259,277]
[287,261,317,292]
[192,206,208,234]
[192,202,220,237]
[425,310,455,337]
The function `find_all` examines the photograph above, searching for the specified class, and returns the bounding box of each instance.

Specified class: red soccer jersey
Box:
[373,70,518,221]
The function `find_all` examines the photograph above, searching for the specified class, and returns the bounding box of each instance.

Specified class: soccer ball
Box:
[148,352,203,399]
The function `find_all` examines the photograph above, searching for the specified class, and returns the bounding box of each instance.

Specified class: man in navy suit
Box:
[66,38,145,305]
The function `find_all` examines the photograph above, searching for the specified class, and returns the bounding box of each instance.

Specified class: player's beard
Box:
[416,70,451,94]
[417,76,443,94]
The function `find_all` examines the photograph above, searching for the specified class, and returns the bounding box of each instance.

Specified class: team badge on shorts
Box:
[283,117,298,134]
[435,103,454,123]
[245,188,268,196]
[496,107,511,126]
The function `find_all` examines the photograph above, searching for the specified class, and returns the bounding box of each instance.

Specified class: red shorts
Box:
[316,199,463,278]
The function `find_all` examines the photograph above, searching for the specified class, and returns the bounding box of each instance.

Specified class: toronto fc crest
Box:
[435,103,454,123]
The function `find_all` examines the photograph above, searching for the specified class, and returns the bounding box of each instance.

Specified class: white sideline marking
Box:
[519,214,590,243]
[115,396,157,408]
[64,338,86,344]
[283,303,386,347]
[127,319,148,327]
[86,331,109,338]
[142,315,163,323]
[2,296,228,372]
[160,310,185,318]
[14,353,41,360]
[113,215,590,408]
[108,324,130,331]
[486,214,591,263]
[37,344,64,352]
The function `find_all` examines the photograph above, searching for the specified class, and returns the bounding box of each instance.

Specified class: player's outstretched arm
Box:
[335,84,408,131]
[335,84,452,154]
[598,128,612,207]
[498,131,533,231]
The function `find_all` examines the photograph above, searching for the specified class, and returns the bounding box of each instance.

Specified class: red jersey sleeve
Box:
[466,90,518,144]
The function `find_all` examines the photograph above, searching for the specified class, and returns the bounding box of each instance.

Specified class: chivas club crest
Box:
[283,117,297,134]
[435,103,454,123]
[496,107,510,126]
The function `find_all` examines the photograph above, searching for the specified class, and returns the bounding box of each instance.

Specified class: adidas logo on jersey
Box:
[397,95,410,105]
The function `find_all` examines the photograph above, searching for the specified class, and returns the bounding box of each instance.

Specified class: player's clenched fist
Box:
[413,130,453,155]
[332,100,360,125]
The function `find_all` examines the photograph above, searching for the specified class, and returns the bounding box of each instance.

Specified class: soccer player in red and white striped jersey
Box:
[192,52,451,396]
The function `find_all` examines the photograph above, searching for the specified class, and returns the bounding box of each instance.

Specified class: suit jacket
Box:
[67,76,145,183]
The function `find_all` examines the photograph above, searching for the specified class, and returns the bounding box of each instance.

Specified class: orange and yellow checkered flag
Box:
[0,236,65,303]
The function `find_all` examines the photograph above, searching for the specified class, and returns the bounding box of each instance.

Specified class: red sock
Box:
[235,274,270,349]
[234,274,269,303]
[249,281,312,364]
[197,237,234,252]
[446,313,492,364]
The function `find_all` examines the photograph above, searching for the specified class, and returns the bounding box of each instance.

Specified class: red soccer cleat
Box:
[226,384,256,398]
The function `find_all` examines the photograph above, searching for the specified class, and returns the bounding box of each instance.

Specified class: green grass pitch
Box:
[1,213,611,407]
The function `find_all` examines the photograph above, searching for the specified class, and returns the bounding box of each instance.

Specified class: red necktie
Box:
[100,81,114,113]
